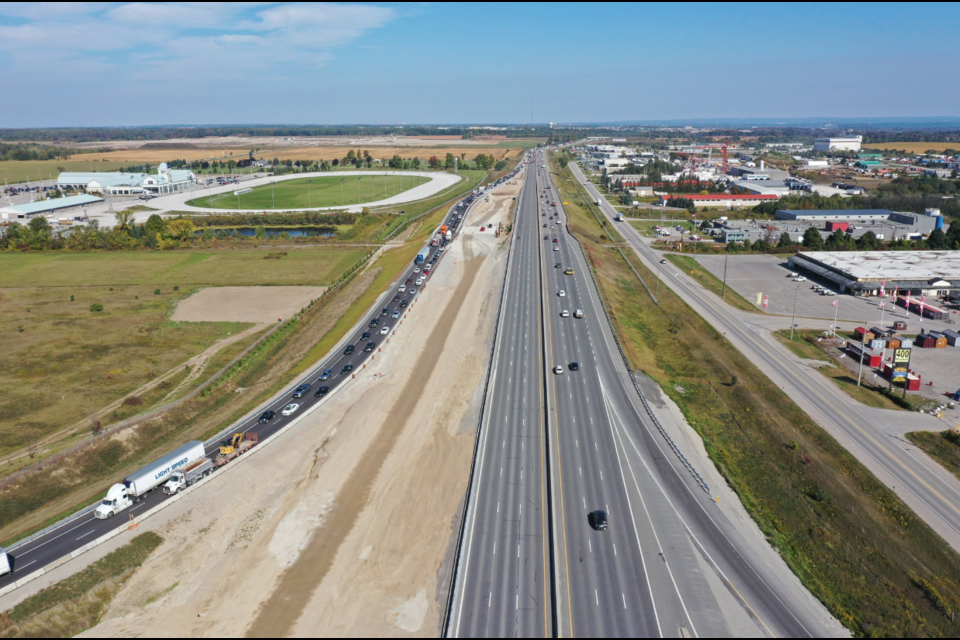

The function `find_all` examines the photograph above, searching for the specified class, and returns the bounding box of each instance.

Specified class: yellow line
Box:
[728,580,776,638]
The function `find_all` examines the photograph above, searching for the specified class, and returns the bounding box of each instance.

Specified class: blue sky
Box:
[0,2,958,127]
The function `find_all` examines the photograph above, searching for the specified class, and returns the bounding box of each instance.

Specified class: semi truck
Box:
[95,440,206,519]
[214,432,259,467]
[163,458,214,495]
[0,548,9,576]
[444,230,453,242]
[415,244,430,265]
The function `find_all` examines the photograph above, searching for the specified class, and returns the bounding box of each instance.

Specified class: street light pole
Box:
[271,181,275,210]
[721,251,729,298]
[340,178,344,207]
[857,319,867,387]
[789,281,801,341]
[307,180,312,208]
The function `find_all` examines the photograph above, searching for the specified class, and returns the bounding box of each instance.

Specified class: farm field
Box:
[0,159,129,185]
[187,174,429,210]
[862,142,960,153]
[0,246,363,470]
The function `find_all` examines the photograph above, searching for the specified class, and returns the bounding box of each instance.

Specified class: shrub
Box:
[122,396,143,407]
[154,289,161,295]
[70,295,75,302]
[89,303,104,313]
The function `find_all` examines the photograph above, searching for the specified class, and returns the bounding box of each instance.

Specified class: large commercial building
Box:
[659,193,779,208]
[788,251,960,296]
[813,136,862,152]
[0,194,102,219]
[58,163,196,196]
[776,209,893,222]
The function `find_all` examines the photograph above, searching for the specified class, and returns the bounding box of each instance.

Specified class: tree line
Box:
[0,142,75,161]
[752,188,960,219]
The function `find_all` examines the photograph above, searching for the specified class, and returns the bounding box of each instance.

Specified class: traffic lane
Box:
[2,198,472,586]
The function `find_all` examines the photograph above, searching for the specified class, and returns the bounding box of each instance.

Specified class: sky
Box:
[0,2,958,128]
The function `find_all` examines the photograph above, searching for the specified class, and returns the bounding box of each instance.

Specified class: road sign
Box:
[892,347,912,381]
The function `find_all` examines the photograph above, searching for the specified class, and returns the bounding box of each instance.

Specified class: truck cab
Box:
[95,484,132,519]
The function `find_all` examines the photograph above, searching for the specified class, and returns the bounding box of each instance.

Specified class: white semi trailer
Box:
[95,441,206,519]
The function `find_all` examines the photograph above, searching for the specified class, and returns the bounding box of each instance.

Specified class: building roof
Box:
[58,172,150,187]
[777,209,892,217]
[662,193,779,201]
[797,250,960,282]
[0,194,102,216]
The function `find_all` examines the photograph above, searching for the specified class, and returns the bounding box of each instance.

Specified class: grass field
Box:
[550,154,960,637]
[0,247,366,288]
[906,430,960,484]
[0,159,129,185]
[186,174,429,210]
[0,532,162,637]
[664,254,758,312]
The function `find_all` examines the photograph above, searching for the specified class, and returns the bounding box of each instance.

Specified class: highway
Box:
[449,153,839,637]
[0,170,522,593]
[570,160,960,556]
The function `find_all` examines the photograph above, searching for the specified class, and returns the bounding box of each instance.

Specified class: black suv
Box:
[341,364,354,375]
[292,383,311,398]
[569,362,580,371]
[258,410,275,423]
[362,331,371,340]
[588,510,608,531]
[344,344,355,355]
[314,385,330,398]
[369,318,380,328]
[364,341,377,352]
[381,307,390,317]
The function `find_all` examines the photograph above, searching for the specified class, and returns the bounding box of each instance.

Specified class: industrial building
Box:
[0,194,102,219]
[659,193,779,208]
[58,163,196,196]
[813,136,863,152]
[775,209,894,222]
[787,251,960,296]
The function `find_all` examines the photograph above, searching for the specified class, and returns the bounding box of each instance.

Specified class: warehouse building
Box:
[0,194,102,219]
[58,163,196,196]
[775,209,893,222]
[659,193,779,208]
[813,136,862,151]
[787,251,960,296]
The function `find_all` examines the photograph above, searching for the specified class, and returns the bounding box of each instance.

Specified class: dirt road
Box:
[80,169,522,638]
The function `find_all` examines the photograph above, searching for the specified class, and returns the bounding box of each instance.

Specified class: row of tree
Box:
[752,189,960,219]
[0,142,75,161]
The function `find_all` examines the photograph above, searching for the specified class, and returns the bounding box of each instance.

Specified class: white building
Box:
[813,136,862,152]
[805,159,830,168]
[58,163,196,196]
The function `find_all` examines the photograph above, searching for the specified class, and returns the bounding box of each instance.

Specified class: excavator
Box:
[219,433,246,456]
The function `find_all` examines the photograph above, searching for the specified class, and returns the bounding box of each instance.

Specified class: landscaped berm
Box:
[186,174,429,210]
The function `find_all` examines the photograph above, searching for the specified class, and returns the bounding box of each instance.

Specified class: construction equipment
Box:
[219,433,245,456]
[215,432,259,466]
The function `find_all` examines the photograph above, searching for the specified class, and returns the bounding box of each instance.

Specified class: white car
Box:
[560,310,570,318]
[553,365,564,375]
[554,246,560,251]
[413,268,420,273]
[399,285,406,293]
[380,326,390,335]
[281,403,300,417]
[558,290,566,297]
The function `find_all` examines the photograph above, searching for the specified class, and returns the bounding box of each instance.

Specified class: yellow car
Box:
[564,268,574,275]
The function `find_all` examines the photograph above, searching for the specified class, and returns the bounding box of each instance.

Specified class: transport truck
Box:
[163,457,214,495]
[0,547,10,576]
[595,198,602,206]
[444,230,453,241]
[415,244,430,265]
[214,432,259,467]
[614,213,624,222]
[95,440,206,519]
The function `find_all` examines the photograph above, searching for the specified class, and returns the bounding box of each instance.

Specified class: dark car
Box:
[314,385,330,398]
[555,262,562,268]
[399,299,408,308]
[588,510,608,531]
[344,344,355,355]
[341,364,354,375]
[569,362,580,371]
[369,318,380,328]
[393,294,400,302]
[406,278,412,284]
[381,307,390,317]
[292,383,311,398]
[364,341,376,352]
[544,235,549,239]
[318,368,332,381]
[258,410,275,423]
[362,331,371,340]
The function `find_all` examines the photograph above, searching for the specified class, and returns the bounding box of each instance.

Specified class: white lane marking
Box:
[589,539,592,553]
[16,517,96,557]
[623,593,627,609]
[500,466,503,478]
[497,501,500,514]
[583,497,586,508]
[489,592,492,608]
[516,594,519,610]
[16,560,36,570]
[595,441,598,450]
[613,543,617,556]
[493,541,496,555]
[579,467,582,476]
[595,589,599,606]
[600,471,603,481]
[76,530,95,541]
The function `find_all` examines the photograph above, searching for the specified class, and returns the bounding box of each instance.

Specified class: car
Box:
[659,259,667,264]
[341,364,354,375]
[399,285,407,293]
[281,403,300,417]
[560,310,570,317]
[555,262,562,268]
[292,383,311,398]
[364,341,377,352]
[381,307,390,317]
[553,246,560,251]
[544,235,550,239]
[409,288,418,295]
[588,510,608,531]
[543,223,547,227]
[553,365,564,375]
[413,268,420,274]
[405,278,412,284]
[574,309,584,318]
[399,299,408,308]
[369,318,380,328]
[564,268,574,275]
[380,326,390,335]
[392,294,400,302]
[558,290,566,297]
[314,385,330,398]
[569,362,580,371]
[392,310,401,319]
[344,344,355,355]
[362,331,371,340]
[258,410,275,423]
[318,368,333,381]
[553,238,558,243]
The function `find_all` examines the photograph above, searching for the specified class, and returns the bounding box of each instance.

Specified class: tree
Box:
[856,230,879,250]
[144,214,167,238]
[444,153,456,169]
[620,192,632,206]
[89,303,104,313]
[166,218,196,242]
[927,228,947,249]
[778,231,792,248]
[115,210,135,235]
[428,156,440,169]
[946,222,960,249]
[802,226,824,250]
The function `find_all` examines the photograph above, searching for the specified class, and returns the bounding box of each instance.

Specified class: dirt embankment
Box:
[81,171,523,637]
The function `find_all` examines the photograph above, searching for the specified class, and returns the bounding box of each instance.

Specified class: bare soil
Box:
[171,286,326,324]
[79,171,522,637]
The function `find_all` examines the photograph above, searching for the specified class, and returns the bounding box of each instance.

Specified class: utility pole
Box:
[307,179,312,208]
[857,319,867,387]
[788,281,803,340]
[721,251,729,298]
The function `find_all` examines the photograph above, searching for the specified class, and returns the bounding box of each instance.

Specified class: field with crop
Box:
[187,174,429,210]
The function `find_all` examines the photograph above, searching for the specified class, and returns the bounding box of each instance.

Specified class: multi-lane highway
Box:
[448,152,839,638]
[570,160,960,556]
[0,170,522,593]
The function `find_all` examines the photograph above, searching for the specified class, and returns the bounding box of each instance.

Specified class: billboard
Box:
[891,347,912,381]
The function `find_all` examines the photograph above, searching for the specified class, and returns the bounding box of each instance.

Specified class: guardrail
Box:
[441,164,525,638]
[558,162,711,495]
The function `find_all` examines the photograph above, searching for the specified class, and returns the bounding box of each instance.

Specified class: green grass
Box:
[0,247,367,288]
[549,152,960,637]
[0,532,162,637]
[186,174,429,210]
[906,431,960,485]
[0,159,130,185]
[664,254,758,313]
